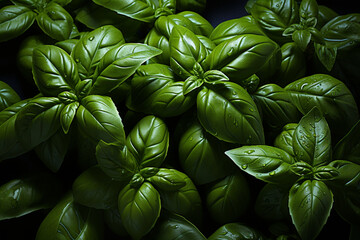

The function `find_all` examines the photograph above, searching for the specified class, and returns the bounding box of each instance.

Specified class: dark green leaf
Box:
[144,28,170,64]
[288,180,333,240]
[90,43,162,95]
[0,81,21,111]
[71,25,125,80]
[274,123,298,156]
[314,43,337,71]
[35,193,103,240]
[0,5,35,43]
[60,101,78,134]
[96,140,137,181]
[203,34,280,83]
[73,166,125,209]
[225,145,298,185]
[328,160,360,192]
[285,74,359,141]
[36,2,74,41]
[15,97,64,150]
[118,182,161,240]
[183,76,203,95]
[32,45,79,96]
[147,168,186,192]
[299,0,318,22]
[197,82,264,144]
[0,173,62,220]
[292,29,311,51]
[292,106,332,166]
[313,166,339,180]
[203,70,229,84]
[334,120,360,164]
[76,95,125,144]
[176,11,213,37]
[92,0,156,23]
[206,173,250,224]
[126,115,169,168]
[55,39,78,54]
[208,223,265,240]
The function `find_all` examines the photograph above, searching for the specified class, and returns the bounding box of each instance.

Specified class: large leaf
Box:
[197,82,264,144]
[289,180,333,240]
[285,74,359,141]
[333,120,360,164]
[209,16,265,45]
[147,168,186,192]
[126,115,169,168]
[208,223,265,240]
[169,25,207,79]
[76,95,125,144]
[178,120,235,185]
[203,34,279,83]
[0,173,62,220]
[90,43,162,95]
[118,182,161,240]
[0,81,21,111]
[250,0,299,43]
[328,160,360,192]
[92,0,156,23]
[72,166,125,209]
[0,5,35,43]
[35,193,103,240]
[225,145,298,185]
[253,83,300,130]
[292,107,332,166]
[147,211,207,240]
[96,140,137,180]
[176,11,213,37]
[158,170,202,226]
[36,2,74,41]
[0,99,30,160]
[206,173,250,224]
[15,97,64,150]
[71,25,125,80]
[32,45,79,96]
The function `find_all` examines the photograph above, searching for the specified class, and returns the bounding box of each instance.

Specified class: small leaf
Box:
[60,102,79,134]
[290,161,313,176]
[314,166,339,180]
[203,70,229,84]
[314,43,337,71]
[0,81,21,111]
[292,29,311,51]
[147,168,186,192]
[183,76,203,95]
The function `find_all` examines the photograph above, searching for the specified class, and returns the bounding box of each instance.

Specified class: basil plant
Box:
[226,106,360,240]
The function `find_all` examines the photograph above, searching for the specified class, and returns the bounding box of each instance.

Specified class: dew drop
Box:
[245,150,255,154]
[227,47,234,56]
[232,91,237,95]
[75,58,80,63]
[269,171,275,176]
[241,164,248,170]
[89,36,95,41]
[189,137,193,141]
[249,108,254,112]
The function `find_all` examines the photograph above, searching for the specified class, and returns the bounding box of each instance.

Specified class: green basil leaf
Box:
[197,35,216,54]
[126,115,169,168]
[250,0,299,43]
[118,182,161,240]
[333,120,360,164]
[32,45,79,96]
[11,0,46,9]
[203,70,229,84]
[0,5,35,43]
[176,11,214,37]
[72,25,125,80]
[206,173,250,224]
[313,165,339,180]
[292,29,311,51]
[147,168,186,192]
[178,120,235,185]
[208,223,266,240]
[93,0,156,23]
[288,180,333,240]
[176,0,206,13]
[274,123,298,156]
[90,43,162,95]
[183,76,203,95]
[321,14,360,50]
[76,95,125,144]
[96,140,137,180]
[299,0,318,22]
[150,81,196,117]
[103,207,128,237]
[51,0,72,6]
[35,128,70,172]
[35,193,103,240]
[158,170,202,226]
[317,5,338,28]
[15,97,64,150]
[225,145,298,185]
[127,63,175,113]
[275,42,306,87]
[253,84,300,131]
[0,99,30,160]
[209,16,265,45]
[155,14,198,39]
[55,39,79,54]
[293,107,331,166]
[144,28,170,64]
[255,183,289,221]
[285,74,359,142]
[147,211,207,240]
[328,160,360,192]
[0,173,62,220]
[36,2,74,41]
[314,43,337,71]
[197,82,264,144]
[169,25,207,79]
[203,34,279,83]
[0,81,21,111]
[73,165,126,209]
[60,101,79,134]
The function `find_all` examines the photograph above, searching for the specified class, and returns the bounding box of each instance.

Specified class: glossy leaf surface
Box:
[274,123,298,156]
[0,81,21,111]
[208,223,265,240]
[333,120,360,164]
[147,168,186,192]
